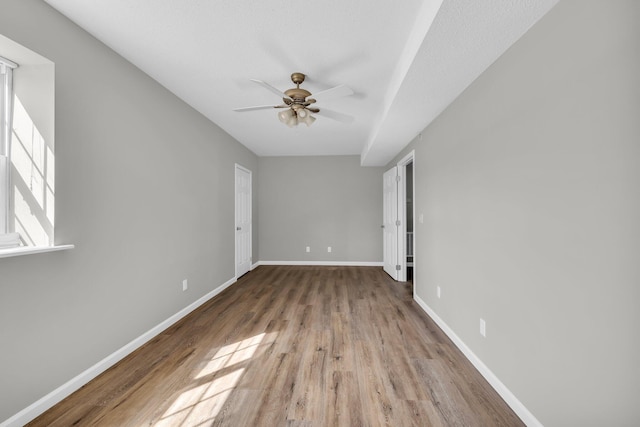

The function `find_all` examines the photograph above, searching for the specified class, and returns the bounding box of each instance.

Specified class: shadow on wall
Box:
[11,94,54,246]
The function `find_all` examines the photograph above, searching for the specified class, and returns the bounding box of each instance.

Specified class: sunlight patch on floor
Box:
[155,332,270,426]
[195,332,266,380]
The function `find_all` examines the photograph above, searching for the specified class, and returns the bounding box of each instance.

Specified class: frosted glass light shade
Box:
[278,108,295,123]
[299,113,315,127]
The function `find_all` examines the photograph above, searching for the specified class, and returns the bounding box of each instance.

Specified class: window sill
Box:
[0,244,75,259]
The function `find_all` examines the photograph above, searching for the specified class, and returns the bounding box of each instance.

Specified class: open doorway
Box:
[397,151,415,283]
[382,151,415,284]
[405,161,414,282]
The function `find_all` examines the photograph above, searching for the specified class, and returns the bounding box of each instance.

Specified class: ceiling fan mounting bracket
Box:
[290,72,306,85]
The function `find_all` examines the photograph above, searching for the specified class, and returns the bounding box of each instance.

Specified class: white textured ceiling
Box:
[43,0,558,166]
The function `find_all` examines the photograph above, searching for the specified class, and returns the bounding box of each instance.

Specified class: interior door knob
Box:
[236,227,241,231]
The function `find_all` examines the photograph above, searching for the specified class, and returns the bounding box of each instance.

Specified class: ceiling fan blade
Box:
[233,105,287,112]
[250,79,290,99]
[312,84,354,102]
[315,108,354,124]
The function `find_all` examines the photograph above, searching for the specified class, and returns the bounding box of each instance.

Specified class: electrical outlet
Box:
[480,318,486,337]
[437,286,441,299]
[327,246,332,253]
[306,246,310,253]
[182,279,188,291]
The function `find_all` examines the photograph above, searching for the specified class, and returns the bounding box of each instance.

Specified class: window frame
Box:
[1,55,17,238]
[0,44,73,257]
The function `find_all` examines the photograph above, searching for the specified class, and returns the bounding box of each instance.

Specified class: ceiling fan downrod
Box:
[284,72,312,103]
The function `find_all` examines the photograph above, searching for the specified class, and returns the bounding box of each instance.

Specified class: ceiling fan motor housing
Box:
[284,88,311,103]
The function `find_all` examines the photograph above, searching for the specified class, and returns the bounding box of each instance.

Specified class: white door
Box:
[235,164,252,278]
[383,166,399,280]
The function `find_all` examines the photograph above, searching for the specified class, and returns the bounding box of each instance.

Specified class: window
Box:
[1,34,58,253]
[0,55,19,248]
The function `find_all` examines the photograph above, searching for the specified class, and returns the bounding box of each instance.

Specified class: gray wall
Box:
[389,1,640,425]
[0,0,258,421]
[258,156,383,263]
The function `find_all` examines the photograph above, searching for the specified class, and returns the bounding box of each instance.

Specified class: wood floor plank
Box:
[27,266,525,427]
[412,358,481,427]
[286,329,329,425]
[400,399,448,427]
[353,340,396,427]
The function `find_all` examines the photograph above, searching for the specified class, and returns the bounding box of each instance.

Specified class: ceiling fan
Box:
[233,72,354,127]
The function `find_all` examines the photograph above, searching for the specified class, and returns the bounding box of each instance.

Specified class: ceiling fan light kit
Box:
[234,72,353,128]
[278,104,317,128]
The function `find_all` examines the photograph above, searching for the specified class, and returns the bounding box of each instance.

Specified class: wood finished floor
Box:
[29,266,524,426]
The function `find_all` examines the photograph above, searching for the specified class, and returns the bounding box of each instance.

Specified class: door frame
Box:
[397,151,415,285]
[234,163,252,279]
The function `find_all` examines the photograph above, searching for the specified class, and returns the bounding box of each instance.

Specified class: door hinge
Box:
[396,265,401,271]
[396,175,401,182]
[395,220,401,226]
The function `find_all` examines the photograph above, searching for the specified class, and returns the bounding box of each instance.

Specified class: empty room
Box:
[1,1,638,426]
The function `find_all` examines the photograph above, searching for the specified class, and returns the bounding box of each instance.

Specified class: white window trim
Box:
[1,55,17,239]
[0,244,74,259]
[1,41,73,258]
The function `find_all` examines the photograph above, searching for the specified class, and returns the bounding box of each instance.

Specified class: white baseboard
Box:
[1,276,237,427]
[413,295,543,427]
[256,260,384,267]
